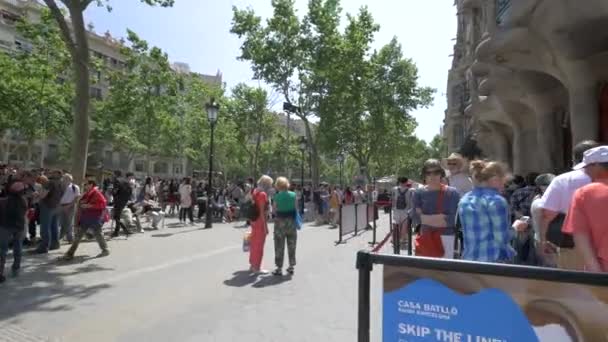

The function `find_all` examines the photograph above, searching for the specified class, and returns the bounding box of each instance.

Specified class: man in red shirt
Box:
[563,146,608,273]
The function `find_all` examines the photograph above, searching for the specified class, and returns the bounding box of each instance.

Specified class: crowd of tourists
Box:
[2,140,606,282]
[390,141,608,273]
[0,162,371,283]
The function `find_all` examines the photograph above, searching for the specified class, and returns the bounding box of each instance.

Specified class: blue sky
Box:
[85,0,456,142]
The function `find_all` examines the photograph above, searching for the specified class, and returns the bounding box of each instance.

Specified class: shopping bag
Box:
[295,211,303,230]
[242,230,252,252]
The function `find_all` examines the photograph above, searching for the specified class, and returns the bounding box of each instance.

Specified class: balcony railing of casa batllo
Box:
[496,0,511,25]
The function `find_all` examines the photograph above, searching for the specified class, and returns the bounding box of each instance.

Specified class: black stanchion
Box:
[368,204,377,246]
[336,205,343,244]
[407,220,413,256]
[354,203,359,236]
[356,251,372,342]
[392,221,400,255]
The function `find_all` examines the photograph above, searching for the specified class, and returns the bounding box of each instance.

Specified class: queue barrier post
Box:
[356,251,372,342]
[336,204,343,245]
[368,204,377,246]
[354,204,359,236]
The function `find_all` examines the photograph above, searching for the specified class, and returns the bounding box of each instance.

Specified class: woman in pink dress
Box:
[249,175,273,274]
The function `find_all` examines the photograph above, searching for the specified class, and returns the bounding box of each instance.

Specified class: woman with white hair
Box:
[249,175,273,274]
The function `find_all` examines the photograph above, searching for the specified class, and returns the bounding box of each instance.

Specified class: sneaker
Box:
[286,267,294,275]
[272,268,283,276]
[97,250,110,258]
[110,231,119,238]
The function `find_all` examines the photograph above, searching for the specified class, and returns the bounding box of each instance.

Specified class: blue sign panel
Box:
[383,278,539,342]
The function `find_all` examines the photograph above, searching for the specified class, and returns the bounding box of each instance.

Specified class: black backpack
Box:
[545,213,574,248]
[395,188,407,210]
[114,180,133,206]
[0,196,7,227]
[241,194,260,222]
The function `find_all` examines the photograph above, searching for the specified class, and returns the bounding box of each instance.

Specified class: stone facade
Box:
[445,0,608,175]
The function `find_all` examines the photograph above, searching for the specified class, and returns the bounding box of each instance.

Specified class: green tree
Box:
[428,134,447,160]
[231,0,332,186]
[232,0,434,185]
[320,34,434,179]
[224,84,276,178]
[0,10,71,166]
[42,0,174,184]
[95,30,180,172]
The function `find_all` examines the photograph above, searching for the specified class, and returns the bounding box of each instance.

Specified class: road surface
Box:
[0,214,390,342]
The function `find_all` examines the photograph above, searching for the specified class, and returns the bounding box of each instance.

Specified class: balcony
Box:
[496,0,511,25]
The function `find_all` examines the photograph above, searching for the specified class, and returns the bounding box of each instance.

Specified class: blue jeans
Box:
[0,229,24,272]
[39,204,59,251]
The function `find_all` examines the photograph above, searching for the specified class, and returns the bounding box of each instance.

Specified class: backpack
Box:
[545,213,574,248]
[395,188,408,210]
[0,196,7,227]
[241,191,260,222]
[114,180,133,206]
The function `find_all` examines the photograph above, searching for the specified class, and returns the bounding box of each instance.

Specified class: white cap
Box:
[573,146,608,170]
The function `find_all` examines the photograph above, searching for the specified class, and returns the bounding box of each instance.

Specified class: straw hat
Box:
[444,153,465,166]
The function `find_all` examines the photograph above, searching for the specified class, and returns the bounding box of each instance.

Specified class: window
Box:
[90,87,102,100]
[47,144,58,162]
[104,151,113,165]
[0,39,11,49]
[453,124,464,148]
[153,162,168,174]
[1,10,19,26]
[14,39,32,53]
[173,164,182,175]
[135,161,145,172]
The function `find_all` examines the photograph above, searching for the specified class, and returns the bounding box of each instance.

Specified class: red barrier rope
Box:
[371,227,393,253]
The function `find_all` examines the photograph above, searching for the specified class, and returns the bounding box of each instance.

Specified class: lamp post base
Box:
[205,202,213,229]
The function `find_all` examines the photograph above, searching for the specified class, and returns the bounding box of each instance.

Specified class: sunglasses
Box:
[425,169,443,176]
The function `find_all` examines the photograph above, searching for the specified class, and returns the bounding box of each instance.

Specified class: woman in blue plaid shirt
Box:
[458,160,516,263]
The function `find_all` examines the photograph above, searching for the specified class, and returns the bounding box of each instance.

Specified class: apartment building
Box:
[0,0,223,179]
[445,0,608,175]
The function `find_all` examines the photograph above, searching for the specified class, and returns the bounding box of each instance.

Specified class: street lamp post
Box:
[299,136,307,215]
[205,98,219,229]
[337,152,345,188]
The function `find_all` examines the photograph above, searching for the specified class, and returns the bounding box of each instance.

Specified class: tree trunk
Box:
[302,120,320,187]
[254,133,262,179]
[68,6,91,186]
[1,133,9,164]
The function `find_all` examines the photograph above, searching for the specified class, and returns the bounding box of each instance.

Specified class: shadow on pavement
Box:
[150,227,205,238]
[223,270,258,287]
[0,252,112,321]
[252,274,292,288]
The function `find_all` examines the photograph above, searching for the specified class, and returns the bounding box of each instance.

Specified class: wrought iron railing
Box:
[496,0,511,25]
